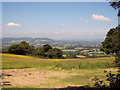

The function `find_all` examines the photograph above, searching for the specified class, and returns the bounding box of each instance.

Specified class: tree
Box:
[52,48,63,58]
[35,47,45,57]
[109,1,120,16]
[8,44,19,54]
[45,48,63,59]
[66,53,76,59]
[35,44,63,59]
[100,27,120,66]
[98,2,120,89]
[8,41,35,55]
[108,0,120,67]
[43,44,52,52]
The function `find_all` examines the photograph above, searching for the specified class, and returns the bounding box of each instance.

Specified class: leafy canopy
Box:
[8,41,35,55]
[100,26,119,54]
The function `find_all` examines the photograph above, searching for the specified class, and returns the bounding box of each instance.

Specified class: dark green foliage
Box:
[100,26,120,89]
[45,48,63,59]
[43,44,52,52]
[100,26,120,68]
[99,26,120,89]
[8,42,63,59]
[8,41,35,55]
[8,44,19,54]
[105,71,120,89]
[93,70,120,89]
[65,53,77,59]
[94,2,120,89]
[100,27,119,54]
[109,1,120,9]
[35,47,45,57]
[109,1,120,16]
[35,45,63,59]
[93,76,107,88]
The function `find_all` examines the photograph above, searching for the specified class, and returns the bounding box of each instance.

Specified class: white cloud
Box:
[55,32,59,34]
[56,24,64,28]
[80,19,88,23]
[6,22,22,27]
[92,14,112,22]
[61,24,65,26]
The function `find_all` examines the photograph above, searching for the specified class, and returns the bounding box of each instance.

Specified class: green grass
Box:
[59,69,113,87]
[2,53,118,88]
[60,75,92,85]
[2,53,115,70]
[76,55,86,58]
[62,49,78,52]
[2,69,117,88]
[2,53,57,69]
[54,61,115,70]
[49,76,60,79]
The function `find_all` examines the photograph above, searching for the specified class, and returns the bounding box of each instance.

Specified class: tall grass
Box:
[2,53,115,70]
[54,61,115,70]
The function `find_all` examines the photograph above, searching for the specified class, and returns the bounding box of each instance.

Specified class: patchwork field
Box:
[1,53,118,88]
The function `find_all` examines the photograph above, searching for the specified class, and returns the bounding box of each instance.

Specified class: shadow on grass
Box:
[1,86,113,90]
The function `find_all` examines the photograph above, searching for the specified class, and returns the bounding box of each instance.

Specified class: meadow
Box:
[2,53,115,69]
[1,53,118,88]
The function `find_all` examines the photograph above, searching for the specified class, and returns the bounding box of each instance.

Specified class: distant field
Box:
[76,55,86,58]
[62,49,78,52]
[2,53,117,88]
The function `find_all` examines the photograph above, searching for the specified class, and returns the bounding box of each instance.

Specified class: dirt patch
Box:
[2,68,118,88]
[2,68,79,88]
[99,68,118,72]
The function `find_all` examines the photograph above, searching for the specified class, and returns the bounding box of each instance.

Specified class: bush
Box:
[93,70,120,89]
[35,45,63,59]
[8,42,63,59]
[8,41,35,55]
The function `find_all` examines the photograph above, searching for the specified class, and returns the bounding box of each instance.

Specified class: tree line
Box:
[8,41,63,59]
[94,1,120,89]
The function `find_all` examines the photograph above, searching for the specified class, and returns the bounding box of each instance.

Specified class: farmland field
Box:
[1,53,118,88]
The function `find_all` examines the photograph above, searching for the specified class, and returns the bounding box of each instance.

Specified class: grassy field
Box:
[62,49,78,52]
[1,53,118,88]
[2,53,115,69]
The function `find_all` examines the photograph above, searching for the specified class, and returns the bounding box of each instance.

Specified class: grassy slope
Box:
[2,53,115,69]
[2,53,117,88]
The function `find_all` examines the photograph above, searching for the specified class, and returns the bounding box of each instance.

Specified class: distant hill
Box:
[2,37,102,52]
[2,37,54,46]
[2,37,102,45]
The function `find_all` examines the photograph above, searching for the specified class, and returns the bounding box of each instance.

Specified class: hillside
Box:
[2,37,54,45]
[2,37,106,58]
[2,53,115,69]
[2,53,117,88]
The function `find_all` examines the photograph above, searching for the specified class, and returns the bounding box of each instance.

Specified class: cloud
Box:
[61,24,65,26]
[92,14,112,22]
[56,24,65,28]
[80,19,88,23]
[55,32,59,34]
[6,22,22,27]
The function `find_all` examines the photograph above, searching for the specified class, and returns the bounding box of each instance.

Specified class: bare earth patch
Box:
[2,68,80,88]
[2,68,118,88]
[101,68,118,72]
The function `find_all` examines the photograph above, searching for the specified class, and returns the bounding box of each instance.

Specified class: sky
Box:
[1,0,112,2]
[0,1,1,25]
[2,2,118,41]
